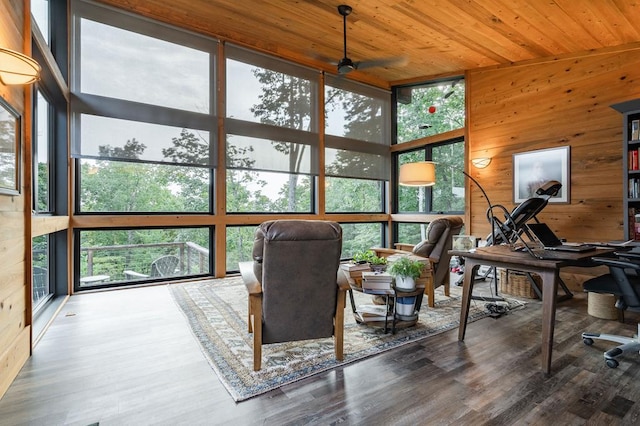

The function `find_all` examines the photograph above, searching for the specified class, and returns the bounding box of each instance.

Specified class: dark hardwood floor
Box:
[1,279,640,425]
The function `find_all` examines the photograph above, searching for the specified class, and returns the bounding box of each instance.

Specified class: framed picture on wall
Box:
[513,146,570,204]
[0,97,20,196]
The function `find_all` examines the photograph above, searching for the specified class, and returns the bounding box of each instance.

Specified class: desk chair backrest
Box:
[411,216,464,288]
[252,220,343,344]
[594,257,640,312]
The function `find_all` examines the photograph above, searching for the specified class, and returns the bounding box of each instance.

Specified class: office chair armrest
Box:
[615,251,640,262]
[592,257,640,271]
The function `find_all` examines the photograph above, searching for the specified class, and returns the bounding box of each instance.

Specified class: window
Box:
[78,159,210,213]
[30,1,69,330]
[71,0,217,215]
[340,222,385,259]
[325,76,390,213]
[226,226,257,272]
[394,78,465,215]
[79,19,210,112]
[395,223,424,246]
[31,0,50,44]
[33,90,51,213]
[396,139,465,214]
[225,45,318,213]
[32,235,50,309]
[325,177,383,213]
[396,78,465,144]
[76,228,211,289]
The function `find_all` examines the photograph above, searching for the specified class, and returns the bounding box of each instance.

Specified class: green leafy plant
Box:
[388,257,423,280]
[352,250,387,265]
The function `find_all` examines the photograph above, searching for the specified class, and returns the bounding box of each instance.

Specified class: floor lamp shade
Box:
[399,162,436,186]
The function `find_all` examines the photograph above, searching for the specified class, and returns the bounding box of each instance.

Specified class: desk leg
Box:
[539,269,559,375]
[458,260,480,341]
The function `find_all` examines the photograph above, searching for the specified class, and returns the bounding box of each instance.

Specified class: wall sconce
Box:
[471,157,492,169]
[0,47,41,85]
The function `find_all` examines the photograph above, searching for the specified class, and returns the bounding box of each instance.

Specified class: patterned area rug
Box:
[169,277,521,401]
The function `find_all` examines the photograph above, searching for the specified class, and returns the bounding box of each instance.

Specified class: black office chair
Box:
[581,253,640,368]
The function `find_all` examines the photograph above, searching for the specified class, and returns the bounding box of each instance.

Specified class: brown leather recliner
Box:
[239,220,348,371]
[374,216,464,307]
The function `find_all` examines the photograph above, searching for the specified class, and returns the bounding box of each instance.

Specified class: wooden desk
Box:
[451,245,614,374]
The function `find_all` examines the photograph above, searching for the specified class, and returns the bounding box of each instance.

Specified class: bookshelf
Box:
[612,99,640,240]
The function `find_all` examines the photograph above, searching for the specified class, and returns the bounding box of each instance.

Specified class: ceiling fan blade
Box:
[355,56,408,70]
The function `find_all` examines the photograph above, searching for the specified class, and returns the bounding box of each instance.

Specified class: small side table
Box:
[340,268,425,334]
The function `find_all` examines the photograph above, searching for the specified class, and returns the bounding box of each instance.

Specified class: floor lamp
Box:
[397,160,497,245]
[398,160,505,302]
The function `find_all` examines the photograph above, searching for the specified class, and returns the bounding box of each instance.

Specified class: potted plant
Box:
[352,250,388,272]
[352,250,371,264]
[388,257,424,291]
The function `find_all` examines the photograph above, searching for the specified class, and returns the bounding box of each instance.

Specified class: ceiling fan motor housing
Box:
[338,57,355,74]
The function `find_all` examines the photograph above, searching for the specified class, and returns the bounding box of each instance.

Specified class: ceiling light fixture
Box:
[0,47,41,85]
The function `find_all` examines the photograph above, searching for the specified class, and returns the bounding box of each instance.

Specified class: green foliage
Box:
[37,162,49,212]
[388,257,423,279]
[325,177,382,213]
[340,223,382,259]
[352,250,387,265]
[396,81,465,143]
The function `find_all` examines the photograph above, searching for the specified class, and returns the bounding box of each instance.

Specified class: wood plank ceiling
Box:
[98,0,640,88]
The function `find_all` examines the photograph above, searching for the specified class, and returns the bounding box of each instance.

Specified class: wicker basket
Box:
[587,292,618,320]
[498,268,542,299]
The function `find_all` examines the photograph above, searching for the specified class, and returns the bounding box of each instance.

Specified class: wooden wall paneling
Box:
[467,47,640,247]
[0,0,29,401]
[0,327,26,379]
[0,327,29,400]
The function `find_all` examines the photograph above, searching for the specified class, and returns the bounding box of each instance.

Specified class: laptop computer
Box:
[526,223,595,252]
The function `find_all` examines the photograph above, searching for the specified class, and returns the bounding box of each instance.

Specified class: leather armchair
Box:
[239,220,348,371]
[373,216,464,307]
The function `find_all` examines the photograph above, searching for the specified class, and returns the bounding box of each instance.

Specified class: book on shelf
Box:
[629,207,640,241]
[632,119,640,140]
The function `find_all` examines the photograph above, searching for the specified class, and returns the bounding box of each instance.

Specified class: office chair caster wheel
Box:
[605,359,619,369]
[583,337,594,346]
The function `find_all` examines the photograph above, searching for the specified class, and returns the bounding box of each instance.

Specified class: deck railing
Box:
[79,241,210,285]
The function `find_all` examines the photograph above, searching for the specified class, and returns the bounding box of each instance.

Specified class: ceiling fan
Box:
[335,4,407,75]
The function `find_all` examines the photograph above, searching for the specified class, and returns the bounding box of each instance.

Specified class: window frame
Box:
[70,0,219,216]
